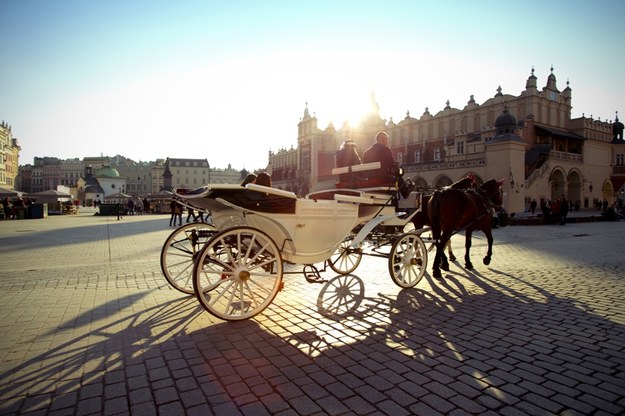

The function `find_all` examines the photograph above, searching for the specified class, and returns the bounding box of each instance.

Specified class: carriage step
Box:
[303,265,327,284]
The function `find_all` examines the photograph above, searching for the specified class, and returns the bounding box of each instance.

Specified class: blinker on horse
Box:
[427,179,504,279]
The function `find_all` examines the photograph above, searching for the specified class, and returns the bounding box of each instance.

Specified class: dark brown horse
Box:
[411,176,477,262]
[427,178,504,278]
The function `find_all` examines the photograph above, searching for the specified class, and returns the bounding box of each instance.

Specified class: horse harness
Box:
[444,186,499,237]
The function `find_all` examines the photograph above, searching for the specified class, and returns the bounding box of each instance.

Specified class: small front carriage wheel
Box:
[388,231,427,288]
[328,235,363,275]
[192,226,283,321]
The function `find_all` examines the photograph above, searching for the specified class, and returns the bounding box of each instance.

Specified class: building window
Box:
[457,141,465,155]
[415,150,421,163]
[434,148,441,161]
[617,154,625,166]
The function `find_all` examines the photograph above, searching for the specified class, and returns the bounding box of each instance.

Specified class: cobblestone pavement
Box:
[0,208,624,415]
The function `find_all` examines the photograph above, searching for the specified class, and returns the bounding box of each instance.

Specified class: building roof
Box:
[97,166,120,178]
[535,125,586,141]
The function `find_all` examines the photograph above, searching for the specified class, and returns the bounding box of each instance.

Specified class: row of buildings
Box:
[3,66,624,214]
[268,67,624,214]
[0,148,247,205]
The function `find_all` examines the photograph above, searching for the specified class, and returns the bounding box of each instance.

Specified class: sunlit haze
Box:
[2,0,624,170]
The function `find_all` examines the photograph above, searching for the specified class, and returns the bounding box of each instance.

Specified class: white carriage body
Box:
[174,161,421,265]
[175,182,404,264]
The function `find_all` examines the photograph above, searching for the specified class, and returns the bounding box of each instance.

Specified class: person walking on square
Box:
[559,197,569,225]
[169,199,183,227]
[186,207,197,223]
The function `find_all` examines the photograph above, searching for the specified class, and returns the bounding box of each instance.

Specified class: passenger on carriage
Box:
[241,173,257,186]
[362,131,395,187]
[255,172,272,187]
[335,139,363,188]
[362,131,412,198]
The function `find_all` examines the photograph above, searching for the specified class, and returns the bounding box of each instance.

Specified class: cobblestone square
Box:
[0,209,624,415]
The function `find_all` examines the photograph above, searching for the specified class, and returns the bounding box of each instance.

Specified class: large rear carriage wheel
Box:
[160,222,218,293]
[193,227,283,321]
[388,231,427,288]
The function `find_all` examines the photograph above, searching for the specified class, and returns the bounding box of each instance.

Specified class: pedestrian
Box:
[560,197,569,225]
[169,199,183,227]
[127,198,135,216]
[186,207,197,223]
[529,198,537,215]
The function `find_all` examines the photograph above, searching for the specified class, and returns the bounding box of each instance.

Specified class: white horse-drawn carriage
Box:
[160,162,430,321]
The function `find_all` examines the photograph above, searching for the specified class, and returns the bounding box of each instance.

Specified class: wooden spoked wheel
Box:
[388,232,427,288]
[193,227,283,321]
[160,222,218,294]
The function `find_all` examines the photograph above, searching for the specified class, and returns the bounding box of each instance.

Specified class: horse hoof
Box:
[465,262,473,270]
[483,257,491,265]
[441,263,449,272]
[433,270,443,279]
[449,254,456,262]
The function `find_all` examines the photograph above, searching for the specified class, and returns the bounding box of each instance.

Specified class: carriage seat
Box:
[332,161,382,189]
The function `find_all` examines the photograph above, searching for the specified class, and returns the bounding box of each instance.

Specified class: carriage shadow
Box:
[2,269,624,415]
[0,291,203,414]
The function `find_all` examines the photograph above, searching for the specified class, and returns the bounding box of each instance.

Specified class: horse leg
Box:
[440,232,452,272]
[483,229,494,265]
[432,243,442,278]
[440,244,449,271]
[446,240,456,262]
[464,230,474,270]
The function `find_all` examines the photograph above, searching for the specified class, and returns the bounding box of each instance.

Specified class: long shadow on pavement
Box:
[1,269,624,415]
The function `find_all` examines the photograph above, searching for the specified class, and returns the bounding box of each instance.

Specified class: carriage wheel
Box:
[160,222,218,294]
[388,232,428,288]
[193,227,283,321]
[328,236,363,275]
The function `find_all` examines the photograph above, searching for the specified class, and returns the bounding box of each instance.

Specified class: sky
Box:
[2,0,624,171]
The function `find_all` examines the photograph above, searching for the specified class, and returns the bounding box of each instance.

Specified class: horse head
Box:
[479,179,504,211]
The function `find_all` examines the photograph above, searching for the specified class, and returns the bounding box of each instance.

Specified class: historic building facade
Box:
[0,121,20,190]
[269,67,625,214]
[60,158,84,188]
[162,158,211,191]
[113,156,153,196]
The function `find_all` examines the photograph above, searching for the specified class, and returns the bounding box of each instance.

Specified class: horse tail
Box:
[429,190,442,241]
